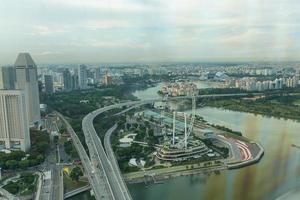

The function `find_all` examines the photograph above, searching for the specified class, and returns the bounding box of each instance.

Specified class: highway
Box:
[104,124,133,199]
[78,93,256,200]
[83,112,132,200]
[56,112,115,200]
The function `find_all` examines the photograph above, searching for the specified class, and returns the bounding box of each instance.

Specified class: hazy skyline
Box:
[0,0,300,64]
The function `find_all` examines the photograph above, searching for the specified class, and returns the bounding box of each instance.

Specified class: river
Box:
[70,82,300,200]
[132,81,220,100]
[129,83,300,200]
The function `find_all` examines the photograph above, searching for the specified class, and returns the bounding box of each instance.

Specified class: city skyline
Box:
[0,0,300,64]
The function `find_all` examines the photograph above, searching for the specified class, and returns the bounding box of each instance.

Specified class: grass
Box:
[63,173,88,193]
[3,173,38,196]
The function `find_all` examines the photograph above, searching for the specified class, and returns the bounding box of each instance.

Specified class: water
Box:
[71,83,300,200]
[129,86,300,200]
[132,81,220,100]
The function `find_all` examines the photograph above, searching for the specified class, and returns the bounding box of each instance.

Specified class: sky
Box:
[0,0,300,64]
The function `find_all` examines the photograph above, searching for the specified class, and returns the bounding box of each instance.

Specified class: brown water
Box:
[128,107,300,200]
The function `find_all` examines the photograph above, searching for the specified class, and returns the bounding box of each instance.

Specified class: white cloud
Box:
[48,0,155,12]
[33,51,63,56]
[85,19,134,30]
[0,0,300,63]
[31,25,67,36]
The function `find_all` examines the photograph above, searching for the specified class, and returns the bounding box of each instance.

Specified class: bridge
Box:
[56,112,115,200]
[64,185,91,199]
[60,93,256,200]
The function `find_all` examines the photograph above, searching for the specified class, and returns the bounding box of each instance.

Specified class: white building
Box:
[78,64,88,89]
[14,53,41,126]
[0,90,30,152]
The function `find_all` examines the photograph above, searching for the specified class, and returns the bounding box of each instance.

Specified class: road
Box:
[83,114,130,200]
[56,112,115,200]
[51,166,63,200]
[78,93,256,200]
[104,124,133,199]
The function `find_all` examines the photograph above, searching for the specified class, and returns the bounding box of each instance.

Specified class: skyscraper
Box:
[94,67,101,83]
[14,53,40,126]
[104,71,112,86]
[78,64,88,89]
[44,75,54,94]
[0,66,16,89]
[72,74,79,90]
[63,69,72,91]
[0,90,30,152]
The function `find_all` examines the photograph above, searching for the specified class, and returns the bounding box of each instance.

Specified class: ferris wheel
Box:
[160,92,196,149]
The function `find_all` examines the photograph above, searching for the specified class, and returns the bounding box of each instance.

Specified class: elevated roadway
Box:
[60,92,256,200]
[56,112,115,200]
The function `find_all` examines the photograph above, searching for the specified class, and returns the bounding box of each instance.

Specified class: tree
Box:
[36,142,49,154]
[18,160,30,169]
[36,154,44,163]
[5,160,18,170]
[21,173,35,184]
[10,151,26,161]
[53,136,59,144]
[70,166,83,181]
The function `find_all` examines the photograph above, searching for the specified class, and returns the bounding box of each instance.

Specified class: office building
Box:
[0,90,30,152]
[94,67,101,83]
[14,53,41,126]
[78,64,88,89]
[0,66,16,89]
[44,75,54,94]
[63,69,72,91]
[104,71,112,86]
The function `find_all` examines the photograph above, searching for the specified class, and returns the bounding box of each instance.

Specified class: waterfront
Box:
[128,84,300,200]
[132,81,220,100]
[71,83,300,200]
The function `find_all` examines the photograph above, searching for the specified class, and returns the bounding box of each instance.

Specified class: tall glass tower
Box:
[14,53,40,126]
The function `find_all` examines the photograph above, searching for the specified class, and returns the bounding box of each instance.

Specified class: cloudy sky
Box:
[0,0,299,64]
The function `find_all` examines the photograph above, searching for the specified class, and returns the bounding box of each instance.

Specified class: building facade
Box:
[44,75,54,94]
[14,53,41,126]
[0,66,16,89]
[0,90,30,152]
[63,69,72,91]
[78,64,88,89]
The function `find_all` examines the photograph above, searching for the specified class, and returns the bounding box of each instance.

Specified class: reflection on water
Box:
[129,107,300,200]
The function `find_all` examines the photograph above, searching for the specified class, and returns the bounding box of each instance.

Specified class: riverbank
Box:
[127,100,300,200]
[204,94,300,122]
[123,131,264,184]
[124,162,227,184]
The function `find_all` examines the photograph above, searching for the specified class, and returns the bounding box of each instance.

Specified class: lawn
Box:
[63,173,88,193]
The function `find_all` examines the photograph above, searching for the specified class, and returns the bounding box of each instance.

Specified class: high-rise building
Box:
[0,90,30,152]
[0,66,16,89]
[72,74,79,90]
[78,64,88,89]
[104,71,112,86]
[14,53,41,126]
[44,75,54,94]
[292,76,299,88]
[94,67,101,83]
[63,69,72,91]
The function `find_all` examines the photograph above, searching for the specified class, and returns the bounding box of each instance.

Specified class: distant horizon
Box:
[1,55,300,67]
